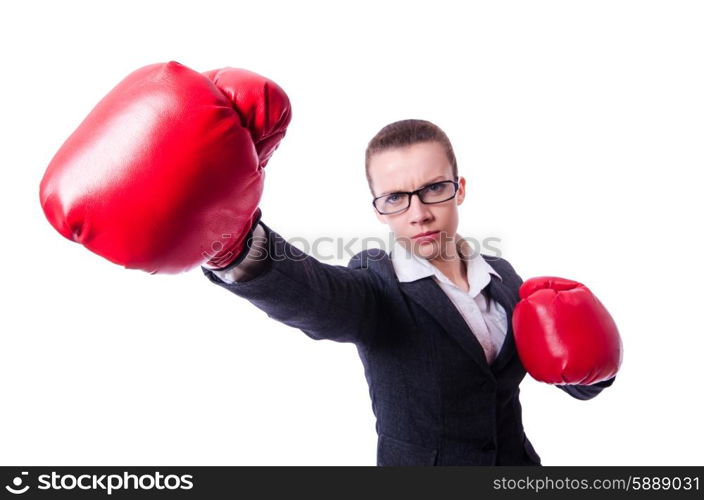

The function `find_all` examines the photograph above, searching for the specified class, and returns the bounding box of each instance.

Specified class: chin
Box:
[414,242,443,261]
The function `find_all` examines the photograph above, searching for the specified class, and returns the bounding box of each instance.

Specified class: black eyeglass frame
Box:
[372,179,460,215]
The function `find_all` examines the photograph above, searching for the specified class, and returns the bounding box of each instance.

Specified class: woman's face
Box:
[368,141,466,261]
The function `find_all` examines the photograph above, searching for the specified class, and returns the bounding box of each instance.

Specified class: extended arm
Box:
[202,220,385,345]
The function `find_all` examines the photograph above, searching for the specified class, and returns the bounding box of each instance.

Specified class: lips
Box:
[412,230,440,239]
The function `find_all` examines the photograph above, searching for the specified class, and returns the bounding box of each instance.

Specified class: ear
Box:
[456,176,467,206]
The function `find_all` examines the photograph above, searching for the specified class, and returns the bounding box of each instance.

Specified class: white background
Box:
[1,0,702,466]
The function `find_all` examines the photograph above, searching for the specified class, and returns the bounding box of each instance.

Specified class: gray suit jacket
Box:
[202,220,615,466]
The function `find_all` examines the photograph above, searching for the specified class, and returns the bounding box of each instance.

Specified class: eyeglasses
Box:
[372,180,460,215]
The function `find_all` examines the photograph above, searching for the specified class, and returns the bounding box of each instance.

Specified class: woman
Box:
[202,119,615,466]
[40,64,618,466]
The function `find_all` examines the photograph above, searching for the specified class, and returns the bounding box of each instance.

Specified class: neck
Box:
[428,235,469,292]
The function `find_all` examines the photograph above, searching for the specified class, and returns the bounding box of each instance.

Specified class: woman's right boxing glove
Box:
[39,61,291,275]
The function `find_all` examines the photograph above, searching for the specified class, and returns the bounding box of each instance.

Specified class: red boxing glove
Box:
[201,67,291,170]
[512,276,623,385]
[39,61,291,274]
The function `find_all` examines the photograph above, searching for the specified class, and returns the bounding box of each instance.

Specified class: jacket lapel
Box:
[398,272,521,375]
[399,278,493,376]
[485,273,520,373]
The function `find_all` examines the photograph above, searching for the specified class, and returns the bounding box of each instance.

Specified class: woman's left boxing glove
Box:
[512,276,623,385]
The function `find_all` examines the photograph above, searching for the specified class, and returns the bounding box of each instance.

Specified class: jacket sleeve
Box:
[556,376,616,401]
[201,220,385,345]
[494,256,617,401]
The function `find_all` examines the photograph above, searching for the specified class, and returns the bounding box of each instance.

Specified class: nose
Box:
[406,192,433,224]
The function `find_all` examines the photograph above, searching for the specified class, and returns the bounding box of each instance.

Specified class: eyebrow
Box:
[377,175,447,197]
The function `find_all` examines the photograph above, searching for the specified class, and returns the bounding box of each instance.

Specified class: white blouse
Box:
[390,237,508,365]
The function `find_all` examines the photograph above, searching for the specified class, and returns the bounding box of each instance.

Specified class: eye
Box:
[426,182,444,191]
[384,193,403,204]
